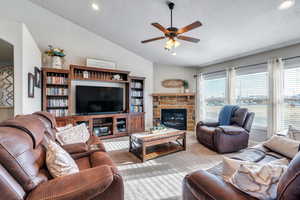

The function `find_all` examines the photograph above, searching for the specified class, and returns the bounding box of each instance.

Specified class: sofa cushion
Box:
[76,157,91,170]
[229,162,287,200]
[288,125,300,141]
[90,152,115,168]
[277,151,300,200]
[263,135,300,159]
[45,140,79,178]
[231,108,248,127]
[56,123,90,145]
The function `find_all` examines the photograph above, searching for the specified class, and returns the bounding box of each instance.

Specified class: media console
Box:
[42,65,145,139]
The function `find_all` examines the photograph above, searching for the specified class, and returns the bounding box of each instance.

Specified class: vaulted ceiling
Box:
[29,0,300,67]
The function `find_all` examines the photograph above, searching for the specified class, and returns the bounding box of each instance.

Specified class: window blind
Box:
[235,64,268,128]
[203,71,227,120]
[283,59,300,129]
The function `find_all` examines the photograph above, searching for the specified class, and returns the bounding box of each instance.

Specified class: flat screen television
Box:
[76,86,124,114]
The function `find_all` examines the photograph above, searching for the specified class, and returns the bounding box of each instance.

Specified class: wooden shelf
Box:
[151,93,195,97]
[47,106,68,109]
[70,65,130,83]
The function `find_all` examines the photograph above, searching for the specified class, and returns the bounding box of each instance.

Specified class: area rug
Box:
[103,132,258,200]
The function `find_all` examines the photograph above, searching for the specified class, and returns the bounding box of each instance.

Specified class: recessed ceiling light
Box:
[278,0,295,10]
[92,3,99,11]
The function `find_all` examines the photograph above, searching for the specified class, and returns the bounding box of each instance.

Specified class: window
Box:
[283,62,300,129]
[203,72,226,121]
[235,66,268,128]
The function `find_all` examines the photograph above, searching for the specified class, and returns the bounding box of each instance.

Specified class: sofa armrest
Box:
[27,165,115,200]
[218,125,248,135]
[197,121,219,127]
[61,143,89,154]
[183,170,254,200]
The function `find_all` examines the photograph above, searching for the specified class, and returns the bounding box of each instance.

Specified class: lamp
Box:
[164,38,180,51]
[278,0,295,10]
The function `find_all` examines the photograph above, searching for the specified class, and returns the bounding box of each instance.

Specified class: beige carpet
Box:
[103,132,258,200]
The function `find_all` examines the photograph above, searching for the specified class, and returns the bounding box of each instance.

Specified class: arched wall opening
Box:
[0,38,14,120]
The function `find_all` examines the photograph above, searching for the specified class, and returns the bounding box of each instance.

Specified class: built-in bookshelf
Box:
[42,68,71,117]
[70,65,129,83]
[130,76,145,113]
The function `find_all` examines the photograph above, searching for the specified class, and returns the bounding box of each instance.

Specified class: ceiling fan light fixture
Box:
[165,38,180,50]
[91,3,100,11]
[278,0,295,10]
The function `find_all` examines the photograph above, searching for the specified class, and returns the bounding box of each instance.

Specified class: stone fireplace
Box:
[152,93,196,131]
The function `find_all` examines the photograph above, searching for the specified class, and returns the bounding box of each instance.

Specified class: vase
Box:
[184,89,190,93]
[52,56,63,69]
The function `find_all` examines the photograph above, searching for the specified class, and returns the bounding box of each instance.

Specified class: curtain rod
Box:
[195,55,300,77]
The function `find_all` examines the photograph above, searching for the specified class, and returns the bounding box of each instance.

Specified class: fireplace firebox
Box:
[161,109,187,130]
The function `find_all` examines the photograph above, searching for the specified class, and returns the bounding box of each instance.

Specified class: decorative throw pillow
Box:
[263,135,300,159]
[229,162,287,200]
[56,123,90,145]
[222,157,289,181]
[56,124,73,132]
[45,139,79,178]
[287,125,300,141]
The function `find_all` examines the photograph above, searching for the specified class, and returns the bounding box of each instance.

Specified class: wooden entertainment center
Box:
[42,65,145,139]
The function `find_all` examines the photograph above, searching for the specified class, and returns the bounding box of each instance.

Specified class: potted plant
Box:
[183,80,189,93]
[44,45,66,69]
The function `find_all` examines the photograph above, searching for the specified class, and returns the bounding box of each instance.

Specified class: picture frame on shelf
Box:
[28,73,34,98]
[86,58,116,69]
[34,67,41,88]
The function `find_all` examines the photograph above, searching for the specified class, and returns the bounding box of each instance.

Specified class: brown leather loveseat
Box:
[0,113,123,200]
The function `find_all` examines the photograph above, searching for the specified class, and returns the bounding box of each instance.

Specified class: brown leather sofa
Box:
[196,108,255,153]
[0,113,124,200]
[183,144,300,200]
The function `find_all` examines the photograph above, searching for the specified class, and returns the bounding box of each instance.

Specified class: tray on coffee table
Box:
[129,129,186,162]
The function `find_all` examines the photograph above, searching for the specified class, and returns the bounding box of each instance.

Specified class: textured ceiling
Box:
[29,0,300,67]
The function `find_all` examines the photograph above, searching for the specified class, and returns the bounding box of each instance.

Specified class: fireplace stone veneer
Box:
[152,93,196,131]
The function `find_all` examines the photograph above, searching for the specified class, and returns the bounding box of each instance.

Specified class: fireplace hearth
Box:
[161,109,187,130]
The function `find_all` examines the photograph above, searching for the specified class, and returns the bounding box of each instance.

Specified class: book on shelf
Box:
[48,109,68,117]
[130,105,143,112]
[46,88,68,95]
[47,99,68,107]
[131,98,143,105]
[131,81,143,89]
[47,74,68,85]
[131,90,143,97]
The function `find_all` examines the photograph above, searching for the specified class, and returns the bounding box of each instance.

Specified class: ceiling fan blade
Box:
[151,23,169,34]
[177,21,202,34]
[141,36,165,43]
[177,35,200,43]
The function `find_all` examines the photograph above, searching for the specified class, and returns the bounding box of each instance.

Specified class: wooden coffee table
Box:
[129,129,186,162]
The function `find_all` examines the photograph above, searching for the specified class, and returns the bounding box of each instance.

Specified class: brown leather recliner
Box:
[196,108,255,153]
[0,114,124,200]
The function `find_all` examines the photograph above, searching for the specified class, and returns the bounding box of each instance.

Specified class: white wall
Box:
[153,63,198,93]
[199,43,300,73]
[0,0,153,128]
[22,24,41,114]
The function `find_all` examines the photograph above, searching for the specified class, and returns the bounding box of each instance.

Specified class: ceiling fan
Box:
[141,1,202,51]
